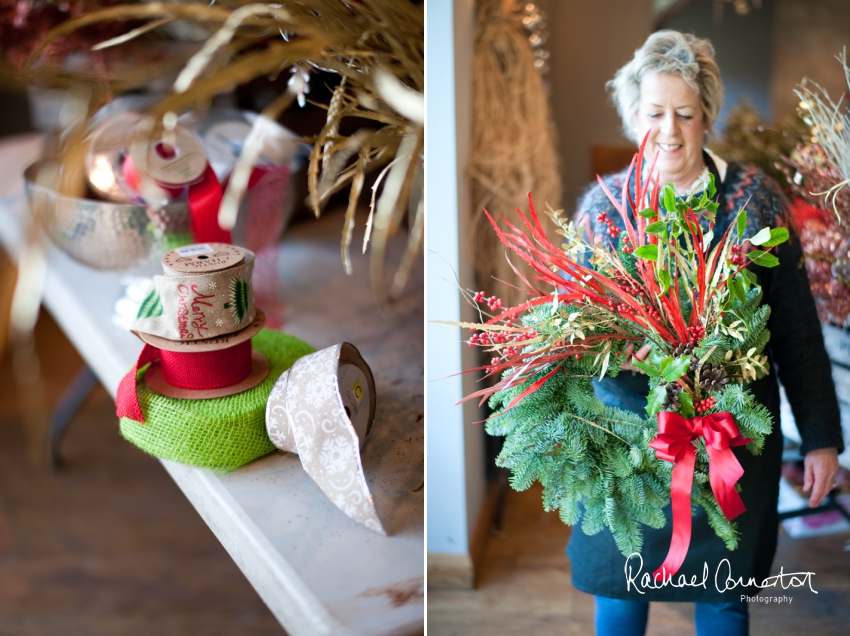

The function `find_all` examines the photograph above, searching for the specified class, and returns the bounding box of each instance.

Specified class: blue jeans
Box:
[594,596,749,636]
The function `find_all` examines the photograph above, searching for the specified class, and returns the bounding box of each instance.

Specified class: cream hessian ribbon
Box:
[132,249,256,341]
[265,343,386,535]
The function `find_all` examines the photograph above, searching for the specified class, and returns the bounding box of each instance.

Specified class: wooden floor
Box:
[428,482,850,635]
[0,310,284,635]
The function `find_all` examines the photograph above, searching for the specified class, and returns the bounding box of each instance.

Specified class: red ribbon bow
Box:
[648,410,750,581]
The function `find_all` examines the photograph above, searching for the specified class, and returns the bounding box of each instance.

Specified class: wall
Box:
[544,0,654,209]
[663,0,775,128]
[426,0,487,559]
[771,0,850,119]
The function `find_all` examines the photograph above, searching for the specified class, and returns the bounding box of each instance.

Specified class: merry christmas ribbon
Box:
[131,245,256,341]
[649,411,750,580]
[265,343,386,535]
[116,340,253,423]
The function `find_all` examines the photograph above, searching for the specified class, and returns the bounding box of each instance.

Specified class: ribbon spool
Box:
[195,109,300,252]
[117,243,270,423]
[265,343,386,534]
[84,111,230,244]
[125,123,230,244]
[119,330,314,472]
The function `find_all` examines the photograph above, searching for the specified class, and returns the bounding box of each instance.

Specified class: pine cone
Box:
[699,363,728,393]
[690,354,700,371]
[662,383,682,411]
[673,343,693,358]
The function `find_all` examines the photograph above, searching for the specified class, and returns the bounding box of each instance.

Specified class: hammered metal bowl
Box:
[25,160,191,271]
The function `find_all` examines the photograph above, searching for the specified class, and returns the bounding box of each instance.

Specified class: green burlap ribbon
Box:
[120,329,314,472]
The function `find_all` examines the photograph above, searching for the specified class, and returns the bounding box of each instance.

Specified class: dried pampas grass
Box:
[24,0,423,315]
[469,0,561,308]
[796,49,850,221]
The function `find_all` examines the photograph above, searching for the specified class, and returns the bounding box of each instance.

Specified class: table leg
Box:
[50,365,98,465]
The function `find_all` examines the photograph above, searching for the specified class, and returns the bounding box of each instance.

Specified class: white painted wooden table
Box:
[0,134,424,636]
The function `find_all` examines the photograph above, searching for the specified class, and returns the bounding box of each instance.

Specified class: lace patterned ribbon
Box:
[265,343,386,535]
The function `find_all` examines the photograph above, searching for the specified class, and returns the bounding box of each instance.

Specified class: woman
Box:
[569,31,843,636]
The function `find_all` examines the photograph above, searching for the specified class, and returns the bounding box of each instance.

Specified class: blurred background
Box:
[427,0,850,634]
[0,1,423,634]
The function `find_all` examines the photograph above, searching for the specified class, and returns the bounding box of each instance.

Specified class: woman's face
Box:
[633,72,707,190]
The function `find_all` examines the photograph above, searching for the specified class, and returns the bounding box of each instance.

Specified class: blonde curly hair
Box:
[608,30,724,144]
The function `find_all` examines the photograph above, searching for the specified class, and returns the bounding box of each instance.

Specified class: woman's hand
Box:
[804,447,840,507]
[620,343,652,372]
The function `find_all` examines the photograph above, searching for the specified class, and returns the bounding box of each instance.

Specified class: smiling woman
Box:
[571,29,844,636]
[634,72,707,192]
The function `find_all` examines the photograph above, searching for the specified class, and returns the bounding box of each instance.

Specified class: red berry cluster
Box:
[597,211,621,238]
[621,235,634,254]
[486,356,501,373]
[468,331,490,346]
[696,396,715,413]
[686,324,705,346]
[729,244,745,266]
[616,303,637,319]
[645,306,662,321]
[614,275,643,298]
[514,330,539,342]
[468,328,538,350]
[472,290,504,311]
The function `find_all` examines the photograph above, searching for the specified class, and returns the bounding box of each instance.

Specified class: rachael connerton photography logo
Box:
[623,553,818,596]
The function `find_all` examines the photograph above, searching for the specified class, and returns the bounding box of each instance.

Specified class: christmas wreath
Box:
[462,142,789,579]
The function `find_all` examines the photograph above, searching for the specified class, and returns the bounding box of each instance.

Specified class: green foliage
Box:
[486,334,774,556]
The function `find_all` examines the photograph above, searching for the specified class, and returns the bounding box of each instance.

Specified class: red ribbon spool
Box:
[122,146,231,245]
[159,340,252,389]
[116,340,253,423]
[648,410,751,581]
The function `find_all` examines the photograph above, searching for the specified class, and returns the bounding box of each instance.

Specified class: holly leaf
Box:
[658,355,674,371]
[729,276,746,303]
[671,220,683,237]
[761,227,789,247]
[662,355,691,383]
[662,185,676,213]
[657,269,671,295]
[748,227,772,246]
[747,250,780,268]
[639,208,657,219]
[634,244,658,261]
[739,268,757,284]
[736,209,747,237]
[678,391,695,418]
[646,385,667,418]
[649,349,669,367]
[630,358,661,377]
[645,221,666,235]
